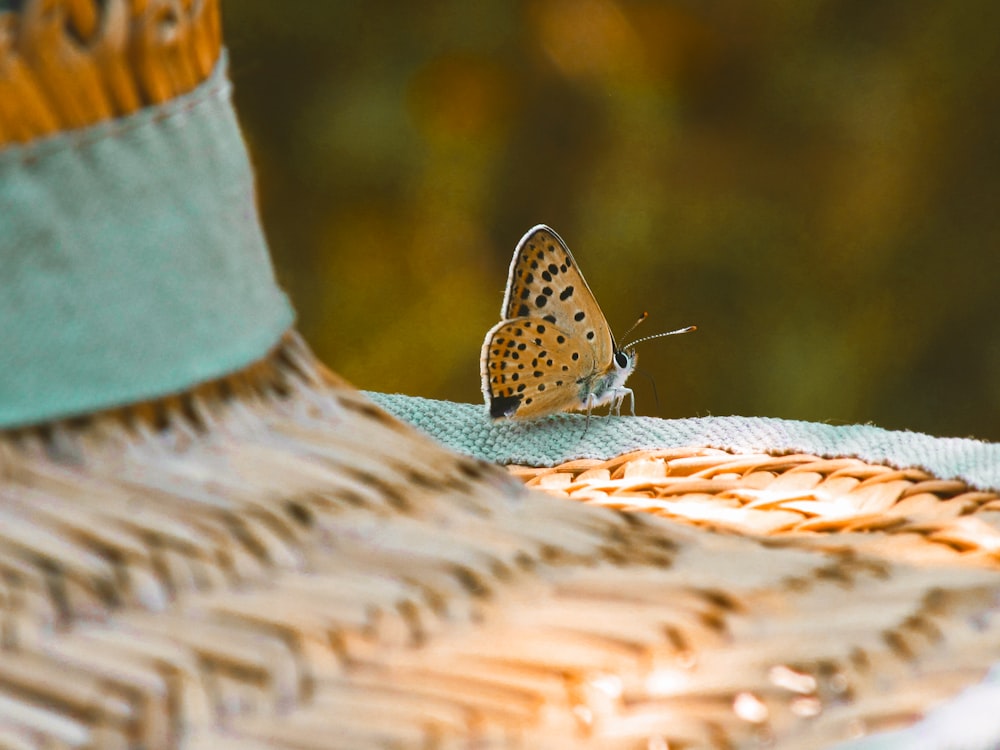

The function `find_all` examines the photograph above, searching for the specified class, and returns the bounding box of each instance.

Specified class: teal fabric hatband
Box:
[0,54,294,428]
[367,393,1000,492]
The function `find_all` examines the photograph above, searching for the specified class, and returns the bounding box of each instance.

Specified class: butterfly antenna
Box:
[625,325,697,351]
[619,311,648,347]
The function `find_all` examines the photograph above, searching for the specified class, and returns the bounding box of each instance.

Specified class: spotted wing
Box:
[480,318,598,420]
[499,225,615,367]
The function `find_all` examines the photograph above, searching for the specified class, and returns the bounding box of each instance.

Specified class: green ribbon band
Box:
[0,54,294,428]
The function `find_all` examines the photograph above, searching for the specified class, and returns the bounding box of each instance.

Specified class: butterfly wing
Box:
[481,225,620,419]
[481,318,597,419]
[498,226,616,367]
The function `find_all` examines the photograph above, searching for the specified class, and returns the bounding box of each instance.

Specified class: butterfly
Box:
[481,224,695,420]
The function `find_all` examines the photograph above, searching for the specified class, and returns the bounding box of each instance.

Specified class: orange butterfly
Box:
[481,225,695,420]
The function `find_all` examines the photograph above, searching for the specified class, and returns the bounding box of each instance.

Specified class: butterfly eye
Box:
[614,352,629,368]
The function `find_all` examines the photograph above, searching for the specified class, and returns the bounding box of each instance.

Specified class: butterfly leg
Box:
[609,387,635,417]
[578,391,595,430]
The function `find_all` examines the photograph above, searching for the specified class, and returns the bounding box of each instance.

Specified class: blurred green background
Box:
[224,1,1000,441]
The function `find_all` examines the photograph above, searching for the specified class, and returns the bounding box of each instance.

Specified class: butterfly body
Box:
[580,351,636,412]
[481,225,637,420]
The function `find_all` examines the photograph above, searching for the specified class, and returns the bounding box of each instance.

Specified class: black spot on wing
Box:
[489,393,522,419]
[560,286,574,301]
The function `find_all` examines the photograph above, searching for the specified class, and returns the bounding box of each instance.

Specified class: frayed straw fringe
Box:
[1,331,1000,748]
[0,0,221,145]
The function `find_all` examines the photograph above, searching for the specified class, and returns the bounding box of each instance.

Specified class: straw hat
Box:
[2,2,1000,748]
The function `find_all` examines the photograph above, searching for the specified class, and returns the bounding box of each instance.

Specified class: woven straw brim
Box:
[511,449,1000,565]
[2,333,1000,749]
